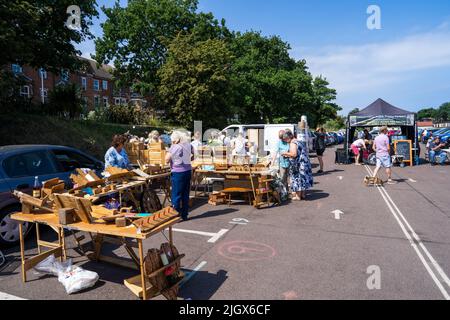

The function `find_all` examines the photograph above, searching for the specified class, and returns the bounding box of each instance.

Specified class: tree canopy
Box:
[94,0,341,129]
[0,0,98,72]
[417,102,450,121]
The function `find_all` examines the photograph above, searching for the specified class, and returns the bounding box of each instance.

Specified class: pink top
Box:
[374,134,390,157]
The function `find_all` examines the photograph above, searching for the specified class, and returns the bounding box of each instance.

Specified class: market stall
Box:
[345,98,418,166]
[11,168,183,300]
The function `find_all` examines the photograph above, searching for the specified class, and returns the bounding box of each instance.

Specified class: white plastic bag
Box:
[58,265,99,294]
[34,254,99,294]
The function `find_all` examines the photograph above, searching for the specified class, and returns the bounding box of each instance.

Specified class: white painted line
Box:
[408,178,417,183]
[170,228,229,243]
[229,222,248,225]
[337,176,344,180]
[0,292,27,300]
[364,165,450,300]
[180,261,207,288]
[208,229,229,243]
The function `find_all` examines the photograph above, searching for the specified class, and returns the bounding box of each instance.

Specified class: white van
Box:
[223,124,315,156]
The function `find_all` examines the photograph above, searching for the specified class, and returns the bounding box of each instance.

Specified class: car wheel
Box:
[0,206,31,247]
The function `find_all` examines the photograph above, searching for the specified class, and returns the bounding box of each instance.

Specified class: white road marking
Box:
[408,178,417,183]
[171,228,229,243]
[229,218,249,226]
[364,165,450,300]
[331,210,344,220]
[180,261,207,288]
[337,176,344,180]
[0,292,26,300]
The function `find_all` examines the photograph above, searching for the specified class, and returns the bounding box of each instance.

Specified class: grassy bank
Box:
[0,113,171,159]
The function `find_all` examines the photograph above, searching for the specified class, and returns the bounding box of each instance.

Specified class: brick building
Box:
[9,57,147,112]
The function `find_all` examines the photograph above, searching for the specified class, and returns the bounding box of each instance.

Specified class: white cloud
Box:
[293,26,450,96]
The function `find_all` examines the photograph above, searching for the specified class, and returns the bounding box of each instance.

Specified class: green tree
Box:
[312,76,342,126]
[94,0,230,96]
[0,0,98,72]
[417,108,436,120]
[324,116,346,131]
[348,108,360,115]
[47,83,82,119]
[229,32,316,124]
[157,34,235,129]
[437,102,450,121]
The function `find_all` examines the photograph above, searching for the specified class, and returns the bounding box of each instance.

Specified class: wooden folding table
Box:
[11,211,180,300]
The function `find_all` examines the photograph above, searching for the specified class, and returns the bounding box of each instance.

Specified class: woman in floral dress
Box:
[281,131,314,201]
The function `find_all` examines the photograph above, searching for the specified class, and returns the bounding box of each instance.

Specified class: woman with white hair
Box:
[165,130,194,221]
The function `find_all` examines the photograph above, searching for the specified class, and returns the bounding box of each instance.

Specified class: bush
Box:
[48,83,83,119]
[106,105,155,125]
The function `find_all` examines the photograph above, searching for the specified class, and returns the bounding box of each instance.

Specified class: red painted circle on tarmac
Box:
[217,241,276,261]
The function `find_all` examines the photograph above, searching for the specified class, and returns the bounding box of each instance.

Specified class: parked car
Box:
[422,128,445,143]
[0,145,104,247]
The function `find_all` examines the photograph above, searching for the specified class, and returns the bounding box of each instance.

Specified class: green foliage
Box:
[94,0,230,95]
[324,116,346,131]
[348,108,360,115]
[48,83,83,118]
[417,103,450,121]
[157,34,234,129]
[0,0,98,72]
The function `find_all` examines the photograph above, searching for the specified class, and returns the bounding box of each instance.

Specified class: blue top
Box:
[105,147,130,170]
[278,141,290,169]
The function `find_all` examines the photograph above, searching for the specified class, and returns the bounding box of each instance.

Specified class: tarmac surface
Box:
[1,146,449,300]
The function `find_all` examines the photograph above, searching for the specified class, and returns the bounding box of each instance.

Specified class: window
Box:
[121,98,127,105]
[102,80,108,90]
[94,96,100,108]
[81,77,87,91]
[61,69,69,82]
[93,79,100,91]
[20,86,30,98]
[12,64,22,74]
[39,68,47,79]
[114,98,121,105]
[103,96,109,107]
[51,149,98,172]
[2,151,57,178]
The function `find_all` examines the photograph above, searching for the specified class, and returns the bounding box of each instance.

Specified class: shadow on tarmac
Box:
[179,269,228,300]
[190,208,239,221]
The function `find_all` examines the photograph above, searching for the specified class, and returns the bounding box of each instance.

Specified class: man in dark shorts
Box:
[315,127,326,174]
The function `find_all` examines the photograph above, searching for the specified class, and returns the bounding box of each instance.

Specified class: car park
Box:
[0,145,104,247]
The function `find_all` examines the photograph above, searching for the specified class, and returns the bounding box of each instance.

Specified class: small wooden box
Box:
[58,208,76,225]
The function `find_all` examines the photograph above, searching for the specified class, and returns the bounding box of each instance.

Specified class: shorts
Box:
[376,155,392,168]
[351,145,360,156]
[316,149,325,157]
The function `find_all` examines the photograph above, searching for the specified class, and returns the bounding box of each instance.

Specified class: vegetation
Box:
[0,113,170,159]
[417,102,450,121]
[94,0,341,129]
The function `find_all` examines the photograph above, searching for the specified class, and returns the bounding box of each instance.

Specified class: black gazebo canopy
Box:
[349,98,415,127]
[345,98,418,164]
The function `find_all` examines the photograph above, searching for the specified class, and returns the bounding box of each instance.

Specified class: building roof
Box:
[78,57,114,80]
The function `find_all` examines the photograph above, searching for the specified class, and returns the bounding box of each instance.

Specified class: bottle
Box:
[33,176,41,198]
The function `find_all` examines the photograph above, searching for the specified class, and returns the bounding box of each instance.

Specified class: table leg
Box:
[138,239,147,300]
[18,223,26,283]
[60,228,66,261]
[35,223,41,254]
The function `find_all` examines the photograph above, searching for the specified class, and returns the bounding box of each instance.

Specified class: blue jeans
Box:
[171,171,192,219]
[429,150,447,164]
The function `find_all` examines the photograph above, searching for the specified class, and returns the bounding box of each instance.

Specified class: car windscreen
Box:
[2,151,57,178]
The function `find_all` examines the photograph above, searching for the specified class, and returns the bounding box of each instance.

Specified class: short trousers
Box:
[351,145,360,156]
[316,149,325,157]
[376,155,392,168]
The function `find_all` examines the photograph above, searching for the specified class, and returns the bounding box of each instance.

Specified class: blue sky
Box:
[78,0,450,115]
